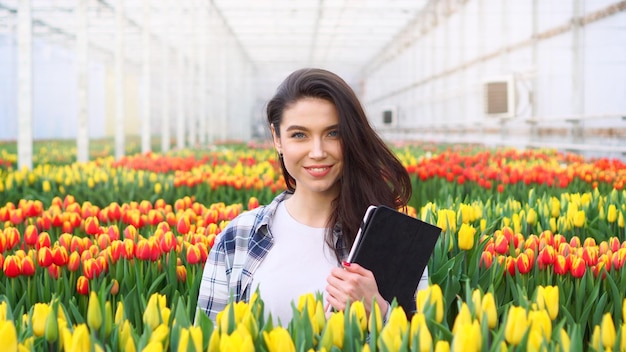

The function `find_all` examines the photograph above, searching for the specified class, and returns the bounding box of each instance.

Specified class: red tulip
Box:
[84,216,101,236]
[37,247,54,268]
[83,258,101,280]
[537,246,556,269]
[177,215,191,235]
[186,244,202,265]
[582,247,599,267]
[107,225,120,241]
[67,251,81,272]
[108,202,122,222]
[516,253,532,274]
[23,225,38,247]
[494,235,509,255]
[159,231,177,253]
[4,227,20,251]
[76,275,89,295]
[109,240,124,263]
[122,239,135,259]
[51,246,69,266]
[36,232,51,249]
[123,225,138,241]
[480,251,494,269]
[48,264,60,279]
[97,234,111,251]
[58,233,73,249]
[37,212,52,230]
[612,248,626,270]
[570,256,586,278]
[21,256,36,276]
[110,279,119,295]
[3,255,21,277]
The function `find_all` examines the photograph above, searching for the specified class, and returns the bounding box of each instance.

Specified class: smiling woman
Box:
[196,68,426,325]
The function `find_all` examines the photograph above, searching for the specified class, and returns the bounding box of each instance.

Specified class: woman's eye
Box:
[290,132,305,138]
[328,130,339,137]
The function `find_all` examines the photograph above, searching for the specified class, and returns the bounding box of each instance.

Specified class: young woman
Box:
[196,68,428,324]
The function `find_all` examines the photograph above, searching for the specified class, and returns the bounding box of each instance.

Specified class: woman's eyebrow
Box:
[285,124,339,132]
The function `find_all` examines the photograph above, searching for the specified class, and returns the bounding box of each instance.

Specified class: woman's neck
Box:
[285,191,335,228]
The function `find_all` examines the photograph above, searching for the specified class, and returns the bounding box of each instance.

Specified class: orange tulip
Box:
[177,215,191,235]
[51,246,69,266]
[186,244,202,265]
[67,252,81,272]
[21,256,36,276]
[554,254,569,275]
[176,265,187,282]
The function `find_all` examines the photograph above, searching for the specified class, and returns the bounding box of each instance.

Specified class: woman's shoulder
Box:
[215,191,289,242]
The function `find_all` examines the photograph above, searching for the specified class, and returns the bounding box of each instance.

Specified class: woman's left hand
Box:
[325,261,388,317]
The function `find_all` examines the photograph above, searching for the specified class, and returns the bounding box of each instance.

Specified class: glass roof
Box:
[0,0,429,87]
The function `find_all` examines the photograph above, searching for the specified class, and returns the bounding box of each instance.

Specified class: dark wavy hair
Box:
[266,68,412,259]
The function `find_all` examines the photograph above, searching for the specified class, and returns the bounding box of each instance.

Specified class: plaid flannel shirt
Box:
[196,191,348,321]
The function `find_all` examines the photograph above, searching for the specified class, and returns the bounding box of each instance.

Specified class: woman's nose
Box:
[309,138,327,159]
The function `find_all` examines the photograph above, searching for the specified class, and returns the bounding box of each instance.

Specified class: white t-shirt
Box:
[252,202,338,325]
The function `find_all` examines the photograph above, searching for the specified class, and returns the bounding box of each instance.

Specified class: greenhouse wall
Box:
[361,0,626,159]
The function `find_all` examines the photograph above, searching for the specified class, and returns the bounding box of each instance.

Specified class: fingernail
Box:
[342,261,351,267]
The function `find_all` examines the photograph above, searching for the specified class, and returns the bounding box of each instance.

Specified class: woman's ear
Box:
[271,124,282,153]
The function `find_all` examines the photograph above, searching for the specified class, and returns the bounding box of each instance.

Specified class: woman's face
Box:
[272,97,343,198]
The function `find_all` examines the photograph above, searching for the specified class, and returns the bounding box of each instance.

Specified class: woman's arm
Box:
[196,239,232,322]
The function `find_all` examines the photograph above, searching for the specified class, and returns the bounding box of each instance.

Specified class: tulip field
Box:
[0,139,625,351]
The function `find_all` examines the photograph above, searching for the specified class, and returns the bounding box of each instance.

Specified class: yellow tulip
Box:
[573,210,586,228]
[263,326,296,352]
[535,285,559,320]
[452,303,472,334]
[481,292,497,329]
[31,303,51,337]
[104,301,113,338]
[526,329,545,352]
[434,340,450,352]
[207,329,220,352]
[69,324,91,352]
[42,180,51,192]
[0,301,8,321]
[458,223,476,250]
[415,284,444,323]
[504,306,529,345]
[220,330,254,352]
[529,309,552,340]
[87,291,102,331]
[297,293,316,321]
[188,326,203,352]
[550,197,560,217]
[0,320,18,352]
[368,301,383,334]
[141,341,162,352]
[451,320,481,352]
[619,212,625,228]
[320,311,344,350]
[143,294,169,331]
[114,302,125,325]
[149,324,169,345]
[218,301,248,333]
[177,329,190,352]
[314,300,326,335]
[349,300,367,332]
[409,313,432,352]
[471,289,482,318]
[379,325,403,351]
[527,208,537,226]
[560,328,571,352]
[600,313,616,348]
[118,320,133,351]
[591,325,601,351]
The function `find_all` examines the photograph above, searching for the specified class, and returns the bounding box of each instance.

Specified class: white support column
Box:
[160,0,170,153]
[219,34,228,141]
[114,0,125,160]
[198,7,208,146]
[76,0,89,163]
[141,0,151,154]
[17,0,33,171]
[571,0,585,141]
[176,51,185,150]
[187,9,198,148]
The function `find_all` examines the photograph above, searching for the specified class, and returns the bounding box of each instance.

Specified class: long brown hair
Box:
[266,68,412,259]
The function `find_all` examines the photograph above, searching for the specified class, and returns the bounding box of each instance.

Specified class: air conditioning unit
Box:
[382,107,398,127]
[483,76,516,118]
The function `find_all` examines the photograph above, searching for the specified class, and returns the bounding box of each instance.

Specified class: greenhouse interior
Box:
[1,0,626,351]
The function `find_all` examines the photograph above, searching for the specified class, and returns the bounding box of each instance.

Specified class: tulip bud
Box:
[0,320,18,352]
[607,204,617,223]
[600,313,616,348]
[409,313,432,352]
[31,303,51,337]
[535,285,559,320]
[457,223,476,250]
[452,303,472,334]
[76,276,89,295]
[263,326,295,352]
[504,306,529,345]
[44,302,59,343]
[87,291,103,331]
[481,292,497,329]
